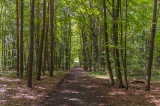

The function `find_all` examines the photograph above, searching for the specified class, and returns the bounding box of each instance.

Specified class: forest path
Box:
[40,66,106,106]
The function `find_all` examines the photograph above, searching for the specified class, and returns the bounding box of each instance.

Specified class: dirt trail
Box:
[40,67,106,106]
[39,66,159,106]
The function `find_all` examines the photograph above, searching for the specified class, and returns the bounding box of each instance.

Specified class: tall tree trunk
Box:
[59,46,62,69]
[145,0,157,91]
[20,0,24,79]
[16,0,19,77]
[103,0,115,85]
[120,0,124,68]
[113,0,124,88]
[92,32,97,72]
[43,1,50,73]
[124,0,128,89]
[27,0,35,88]
[50,0,54,77]
[36,0,46,80]
[82,25,88,71]
[35,0,40,72]
[69,17,72,69]
[65,35,69,70]
[98,23,102,71]
[89,36,93,72]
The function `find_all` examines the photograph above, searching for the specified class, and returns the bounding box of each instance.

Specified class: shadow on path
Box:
[39,66,157,106]
[40,66,105,106]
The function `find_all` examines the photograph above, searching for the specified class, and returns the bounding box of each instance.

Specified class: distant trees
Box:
[0,0,159,90]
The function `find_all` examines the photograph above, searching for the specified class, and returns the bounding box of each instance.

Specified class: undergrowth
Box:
[85,71,160,81]
[86,71,108,77]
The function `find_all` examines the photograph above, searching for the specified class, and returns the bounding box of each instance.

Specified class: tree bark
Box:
[98,23,102,71]
[16,0,19,77]
[36,0,46,80]
[50,0,54,77]
[103,0,115,85]
[35,0,40,72]
[27,0,35,88]
[124,0,128,89]
[20,0,24,79]
[113,0,124,88]
[82,25,88,71]
[145,0,157,91]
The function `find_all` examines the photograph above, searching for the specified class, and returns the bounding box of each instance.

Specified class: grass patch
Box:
[128,75,145,80]
[86,71,108,77]
[53,71,67,75]
[152,75,160,80]
[0,70,17,78]
[129,75,160,81]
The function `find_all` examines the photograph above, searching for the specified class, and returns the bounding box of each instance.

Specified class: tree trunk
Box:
[35,0,40,72]
[50,0,54,77]
[43,1,50,73]
[27,0,35,88]
[36,0,46,80]
[20,0,24,79]
[16,0,19,77]
[113,0,124,88]
[124,0,128,89]
[82,25,88,71]
[98,23,102,71]
[103,0,115,85]
[145,0,157,91]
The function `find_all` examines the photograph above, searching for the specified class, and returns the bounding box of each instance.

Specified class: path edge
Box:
[33,72,69,106]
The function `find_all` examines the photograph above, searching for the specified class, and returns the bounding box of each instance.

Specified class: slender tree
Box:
[113,0,124,88]
[35,0,40,71]
[36,0,46,80]
[20,0,24,79]
[28,0,35,88]
[124,0,128,89]
[16,0,19,77]
[145,0,158,91]
[50,0,54,77]
[43,2,50,73]
[103,0,115,85]
[81,24,88,71]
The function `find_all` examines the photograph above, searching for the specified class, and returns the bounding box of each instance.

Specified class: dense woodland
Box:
[0,0,160,93]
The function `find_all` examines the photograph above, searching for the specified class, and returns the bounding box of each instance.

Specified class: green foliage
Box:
[0,71,17,78]
[53,71,67,75]
[86,71,108,77]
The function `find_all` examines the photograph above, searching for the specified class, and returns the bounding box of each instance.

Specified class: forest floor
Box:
[0,68,160,106]
[0,71,67,106]
[39,66,160,106]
